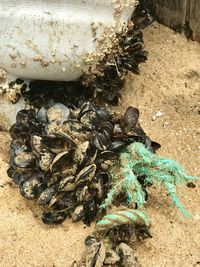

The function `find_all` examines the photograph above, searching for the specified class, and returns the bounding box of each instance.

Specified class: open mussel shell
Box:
[20,175,46,200]
[49,191,76,210]
[75,164,96,186]
[41,133,76,154]
[58,176,76,192]
[42,210,68,225]
[50,150,76,175]
[47,103,70,123]
[78,101,96,118]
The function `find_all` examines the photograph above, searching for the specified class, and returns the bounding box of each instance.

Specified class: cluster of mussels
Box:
[82,26,148,105]
[72,236,140,267]
[8,100,158,226]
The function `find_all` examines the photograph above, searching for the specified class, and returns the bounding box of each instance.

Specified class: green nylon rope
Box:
[97,142,199,231]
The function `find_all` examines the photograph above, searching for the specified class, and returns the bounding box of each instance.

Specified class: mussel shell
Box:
[38,152,55,172]
[64,119,91,133]
[75,164,96,186]
[83,199,97,225]
[99,121,113,139]
[13,152,36,169]
[76,185,90,202]
[84,235,98,247]
[38,185,58,206]
[41,133,76,154]
[122,106,139,133]
[30,135,43,154]
[50,150,75,174]
[47,103,70,123]
[108,140,126,151]
[96,109,110,121]
[72,205,84,222]
[10,141,29,156]
[134,224,152,240]
[7,167,15,178]
[80,111,99,130]
[78,101,96,117]
[42,210,68,225]
[50,191,76,210]
[10,123,29,140]
[74,141,89,166]
[12,171,38,185]
[20,175,46,199]
[16,109,29,124]
[36,107,47,123]
[93,133,108,151]
[58,176,75,192]
[99,150,117,160]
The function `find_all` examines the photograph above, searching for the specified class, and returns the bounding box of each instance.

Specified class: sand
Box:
[0,22,199,267]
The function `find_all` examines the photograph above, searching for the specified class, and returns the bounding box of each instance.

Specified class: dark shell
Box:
[50,191,76,210]
[75,164,96,186]
[16,109,29,124]
[58,176,76,192]
[20,175,46,200]
[108,224,134,244]
[108,140,126,151]
[7,167,15,178]
[38,185,58,206]
[122,107,139,133]
[78,101,96,117]
[93,133,108,151]
[13,152,36,169]
[83,199,97,225]
[42,210,68,225]
[41,133,76,154]
[99,121,113,139]
[84,235,98,247]
[10,123,29,140]
[96,109,110,121]
[80,111,99,130]
[50,150,76,174]
[76,185,90,202]
[134,224,152,240]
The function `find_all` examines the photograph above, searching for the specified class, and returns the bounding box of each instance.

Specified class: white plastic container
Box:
[0,0,137,129]
[0,0,137,81]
